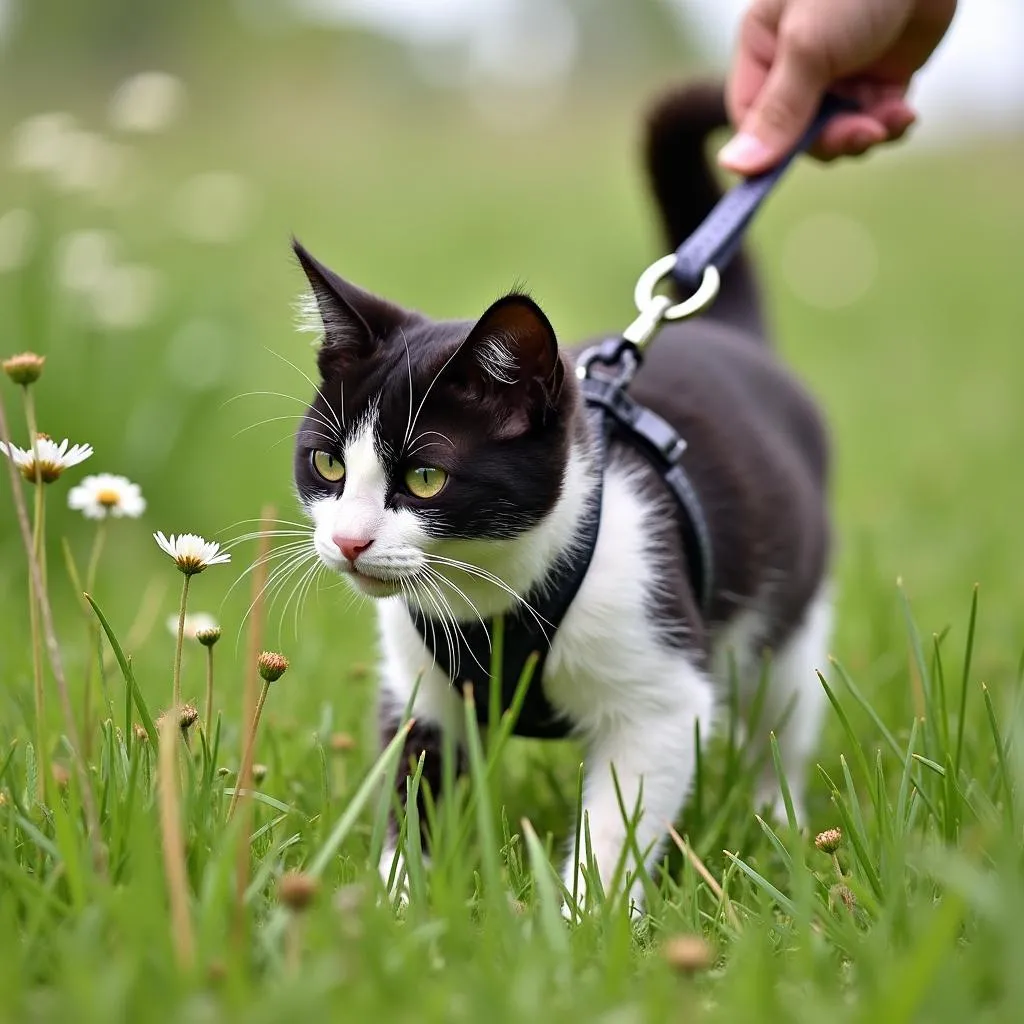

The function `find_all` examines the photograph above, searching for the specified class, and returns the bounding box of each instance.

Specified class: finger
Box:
[811,114,889,160]
[724,1,782,128]
[719,21,829,174]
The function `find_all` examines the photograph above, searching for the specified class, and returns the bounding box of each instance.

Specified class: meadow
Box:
[1,26,1023,1023]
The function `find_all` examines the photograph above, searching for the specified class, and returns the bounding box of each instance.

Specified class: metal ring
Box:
[633,256,721,321]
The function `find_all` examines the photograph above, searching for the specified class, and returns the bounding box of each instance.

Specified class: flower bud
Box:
[2,351,45,386]
[257,651,289,683]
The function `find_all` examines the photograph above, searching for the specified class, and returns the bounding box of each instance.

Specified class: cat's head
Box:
[291,241,583,614]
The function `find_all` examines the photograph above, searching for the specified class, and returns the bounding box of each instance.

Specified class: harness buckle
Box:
[575,336,641,387]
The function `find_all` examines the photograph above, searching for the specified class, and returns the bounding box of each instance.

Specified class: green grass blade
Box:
[85,594,156,745]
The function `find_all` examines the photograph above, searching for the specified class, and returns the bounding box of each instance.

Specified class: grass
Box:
[1,37,1024,1022]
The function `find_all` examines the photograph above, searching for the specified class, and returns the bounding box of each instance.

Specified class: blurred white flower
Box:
[109,71,185,134]
[0,209,34,273]
[50,130,124,195]
[0,436,93,484]
[166,611,219,640]
[172,171,255,243]
[90,263,160,330]
[68,473,146,520]
[11,112,75,172]
[154,531,231,575]
[56,229,117,293]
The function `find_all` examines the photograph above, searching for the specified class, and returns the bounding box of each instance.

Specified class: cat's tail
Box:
[643,80,766,339]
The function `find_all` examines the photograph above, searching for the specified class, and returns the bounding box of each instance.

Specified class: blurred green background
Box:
[0,0,1022,744]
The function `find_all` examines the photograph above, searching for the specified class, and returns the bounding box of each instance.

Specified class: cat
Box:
[291,80,831,915]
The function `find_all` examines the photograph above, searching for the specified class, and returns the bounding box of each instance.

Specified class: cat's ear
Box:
[450,294,564,435]
[292,239,404,375]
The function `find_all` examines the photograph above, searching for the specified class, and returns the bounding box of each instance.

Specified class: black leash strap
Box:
[672,93,858,292]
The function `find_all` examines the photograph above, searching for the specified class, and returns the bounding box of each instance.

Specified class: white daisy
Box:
[154,531,231,576]
[0,436,93,484]
[165,611,219,640]
[68,473,146,520]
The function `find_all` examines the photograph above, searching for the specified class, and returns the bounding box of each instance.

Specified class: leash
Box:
[577,92,856,616]
[581,92,857,379]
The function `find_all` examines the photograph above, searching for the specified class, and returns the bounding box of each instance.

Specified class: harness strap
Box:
[579,375,713,614]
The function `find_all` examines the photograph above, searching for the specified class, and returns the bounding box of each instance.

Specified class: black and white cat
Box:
[291,81,831,912]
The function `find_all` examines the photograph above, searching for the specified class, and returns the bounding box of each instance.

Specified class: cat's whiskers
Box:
[399,328,415,455]
[223,539,315,606]
[421,565,492,677]
[222,530,313,551]
[419,569,482,675]
[291,561,327,637]
[236,545,320,643]
[220,515,313,533]
[421,554,550,633]
[232,414,338,446]
[409,574,459,677]
[406,429,455,461]
[403,341,465,459]
[265,347,345,437]
[269,550,325,643]
[421,564,490,641]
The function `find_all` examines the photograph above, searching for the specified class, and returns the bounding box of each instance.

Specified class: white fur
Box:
[474,335,517,384]
[307,417,830,911]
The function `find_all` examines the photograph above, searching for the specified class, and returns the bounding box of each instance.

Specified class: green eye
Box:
[311,450,345,483]
[405,466,448,499]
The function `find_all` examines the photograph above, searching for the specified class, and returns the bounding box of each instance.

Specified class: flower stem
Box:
[232,503,274,949]
[23,385,46,804]
[158,712,195,972]
[0,387,104,874]
[82,522,108,758]
[203,645,215,743]
[227,681,270,822]
[172,574,191,711]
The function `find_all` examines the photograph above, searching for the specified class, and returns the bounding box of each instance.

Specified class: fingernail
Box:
[717,132,773,172]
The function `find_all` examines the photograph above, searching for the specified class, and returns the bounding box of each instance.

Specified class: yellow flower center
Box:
[97,489,121,507]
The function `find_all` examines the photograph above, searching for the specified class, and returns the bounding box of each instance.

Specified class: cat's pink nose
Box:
[334,535,374,563]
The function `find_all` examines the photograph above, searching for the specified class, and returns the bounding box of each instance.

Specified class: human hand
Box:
[719,0,957,175]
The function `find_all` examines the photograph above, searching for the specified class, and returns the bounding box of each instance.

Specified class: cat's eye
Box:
[311,450,345,484]
[405,466,448,499]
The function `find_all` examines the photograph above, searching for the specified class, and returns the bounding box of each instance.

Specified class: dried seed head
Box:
[133,722,149,742]
[51,763,71,790]
[278,870,318,912]
[252,763,268,784]
[814,827,843,854]
[179,703,199,732]
[195,625,221,647]
[830,883,857,912]
[2,351,45,385]
[216,766,232,777]
[257,651,289,683]
[663,934,713,974]
[330,732,357,754]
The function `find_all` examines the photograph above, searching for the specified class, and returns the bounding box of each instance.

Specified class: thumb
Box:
[719,34,827,175]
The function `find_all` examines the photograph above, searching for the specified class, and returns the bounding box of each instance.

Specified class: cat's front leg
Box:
[561,660,716,918]
[376,676,466,904]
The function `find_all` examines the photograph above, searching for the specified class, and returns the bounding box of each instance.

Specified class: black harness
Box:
[410,93,852,740]
[410,337,714,740]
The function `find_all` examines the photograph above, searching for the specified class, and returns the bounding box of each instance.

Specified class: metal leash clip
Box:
[623,257,721,350]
